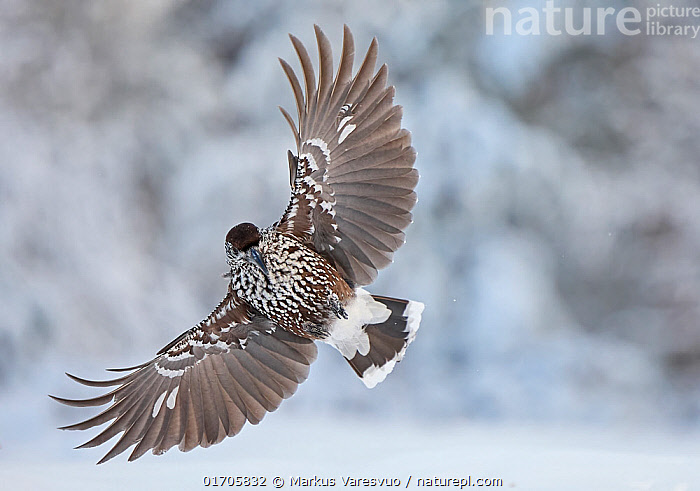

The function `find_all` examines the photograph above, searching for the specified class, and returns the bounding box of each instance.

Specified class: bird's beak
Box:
[250,248,269,276]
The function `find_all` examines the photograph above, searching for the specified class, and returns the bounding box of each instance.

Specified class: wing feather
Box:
[51,291,317,463]
[278,58,304,134]
[180,369,203,452]
[128,377,178,461]
[313,25,334,135]
[208,355,247,436]
[346,37,378,104]
[276,25,417,285]
[328,26,355,118]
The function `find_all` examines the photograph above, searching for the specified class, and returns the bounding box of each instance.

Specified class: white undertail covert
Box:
[325,288,390,359]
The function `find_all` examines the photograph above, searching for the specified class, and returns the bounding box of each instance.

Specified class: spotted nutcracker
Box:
[52,25,423,464]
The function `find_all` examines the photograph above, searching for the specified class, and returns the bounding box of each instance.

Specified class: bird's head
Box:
[224,222,269,278]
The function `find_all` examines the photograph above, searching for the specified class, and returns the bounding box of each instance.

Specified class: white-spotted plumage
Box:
[227,227,352,337]
[338,115,353,129]
[53,25,420,465]
[305,138,331,163]
[338,123,356,144]
[152,391,167,418]
[165,386,179,409]
[154,365,185,378]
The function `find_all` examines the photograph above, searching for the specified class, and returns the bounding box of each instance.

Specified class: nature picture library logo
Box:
[485,1,700,39]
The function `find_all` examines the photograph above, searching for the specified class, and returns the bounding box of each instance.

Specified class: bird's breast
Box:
[232,232,352,338]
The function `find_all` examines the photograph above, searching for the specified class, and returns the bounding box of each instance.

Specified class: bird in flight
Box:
[52,25,423,464]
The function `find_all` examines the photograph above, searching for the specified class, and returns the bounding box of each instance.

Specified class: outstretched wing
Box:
[51,289,317,464]
[276,25,418,286]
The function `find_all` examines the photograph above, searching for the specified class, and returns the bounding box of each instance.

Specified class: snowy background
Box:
[2,0,700,489]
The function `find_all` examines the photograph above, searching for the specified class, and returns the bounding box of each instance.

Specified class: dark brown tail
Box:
[346,295,423,388]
